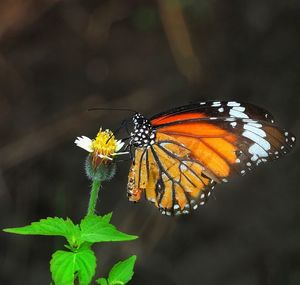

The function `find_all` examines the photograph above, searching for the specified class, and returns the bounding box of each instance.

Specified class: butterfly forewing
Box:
[152,101,295,177]
[151,101,275,125]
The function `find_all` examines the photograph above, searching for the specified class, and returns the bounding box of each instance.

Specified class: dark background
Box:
[0,0,299,284]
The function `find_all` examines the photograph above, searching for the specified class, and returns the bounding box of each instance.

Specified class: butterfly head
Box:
[130,113,156,147]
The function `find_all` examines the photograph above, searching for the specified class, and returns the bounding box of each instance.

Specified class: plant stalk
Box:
[87,179,101,216]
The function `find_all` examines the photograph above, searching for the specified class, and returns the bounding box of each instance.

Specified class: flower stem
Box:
[87,179,101,216]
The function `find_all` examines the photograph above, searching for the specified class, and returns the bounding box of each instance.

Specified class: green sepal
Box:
[85,155,116,182]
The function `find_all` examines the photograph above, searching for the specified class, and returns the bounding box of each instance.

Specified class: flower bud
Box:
[85,155,117,181]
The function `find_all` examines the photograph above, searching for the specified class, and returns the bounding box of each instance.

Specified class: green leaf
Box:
[96,278,108,285]
[85,213,113,224]
[80,216,137,243]
[108,256,137,285]
[50,248,96,285]
[3,217,82,247]
[76,249,97,285]
[102,212,113,223]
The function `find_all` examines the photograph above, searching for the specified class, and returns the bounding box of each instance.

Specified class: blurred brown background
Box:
[0,0,299,284]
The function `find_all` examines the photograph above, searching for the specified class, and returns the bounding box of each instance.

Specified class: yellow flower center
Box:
[91,129,117,158]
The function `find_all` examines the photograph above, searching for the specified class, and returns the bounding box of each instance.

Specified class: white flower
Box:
[75,129,128,162]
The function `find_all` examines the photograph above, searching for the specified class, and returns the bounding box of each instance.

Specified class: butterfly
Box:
[125,101,296,216]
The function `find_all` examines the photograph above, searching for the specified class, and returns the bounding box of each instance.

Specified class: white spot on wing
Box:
[212,101,221,107]
[227,101,240,107]
[248,122,262,128]
[180,164,188,172]
[242,119,257,123]
[229,109,249,118]
[232,106,245,112]
[243,130,271,151]
[243,124,266,137]
[249,143,268,160]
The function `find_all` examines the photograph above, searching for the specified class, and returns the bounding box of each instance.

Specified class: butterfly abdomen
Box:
[127,163,143,203]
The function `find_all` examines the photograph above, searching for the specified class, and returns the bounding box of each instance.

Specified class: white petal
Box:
[75,136,93,152]
[115,140,125,152]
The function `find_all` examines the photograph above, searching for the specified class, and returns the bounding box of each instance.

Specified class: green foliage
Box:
[96,256,137,285]
[50,248,96,285]
[101,212,113,223]
[4,217,82,248]
[80,215,137,243]
[4,214,137,284]
[4,214,136,248]
[108,255,137,285]
[3,217,77,236]
[97,278,108,285]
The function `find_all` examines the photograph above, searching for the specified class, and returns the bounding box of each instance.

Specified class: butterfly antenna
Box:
[106,119,129,144]
[88,107,137,114]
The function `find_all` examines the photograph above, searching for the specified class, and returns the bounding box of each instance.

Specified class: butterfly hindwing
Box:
[127,140,216,215]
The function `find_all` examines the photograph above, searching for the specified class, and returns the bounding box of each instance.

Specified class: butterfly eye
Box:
[135,118,144,125]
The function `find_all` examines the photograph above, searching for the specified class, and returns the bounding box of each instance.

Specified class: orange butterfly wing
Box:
[127,101,296,215]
